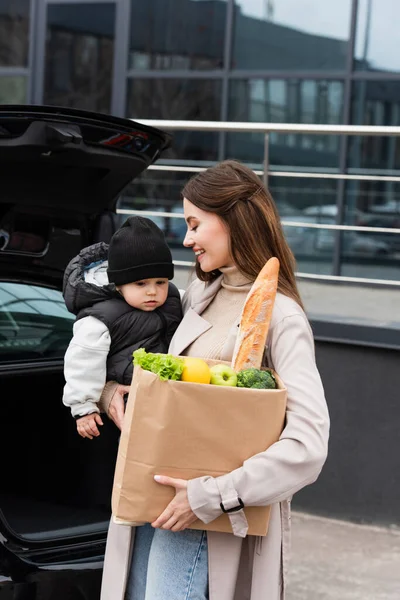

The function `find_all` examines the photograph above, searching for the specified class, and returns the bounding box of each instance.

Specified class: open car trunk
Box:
[0,364,120,541]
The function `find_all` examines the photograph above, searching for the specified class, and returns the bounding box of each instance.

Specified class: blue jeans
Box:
[125,523,209,600]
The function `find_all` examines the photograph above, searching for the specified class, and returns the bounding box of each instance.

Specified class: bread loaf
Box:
[231,257,280,372]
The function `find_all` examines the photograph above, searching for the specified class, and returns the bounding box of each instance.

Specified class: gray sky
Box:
[354,0,400,71]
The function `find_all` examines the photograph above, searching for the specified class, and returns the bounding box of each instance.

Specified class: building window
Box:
[0,0,31,67]
[127,78,222,161]
[0,75,27,103]
[43,3,116,113]
[128,0,227,71]
[227,79,343,167]
[349,80,400,171]
[231,0,351,70]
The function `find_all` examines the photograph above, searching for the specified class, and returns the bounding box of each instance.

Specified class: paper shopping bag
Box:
[111,359,287,536]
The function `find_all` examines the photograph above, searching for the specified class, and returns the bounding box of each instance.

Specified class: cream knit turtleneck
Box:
[183,265,253,360]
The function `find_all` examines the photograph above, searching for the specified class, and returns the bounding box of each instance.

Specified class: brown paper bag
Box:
[112,359,287,536]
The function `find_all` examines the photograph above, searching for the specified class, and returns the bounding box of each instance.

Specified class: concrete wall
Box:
[294,324,400,528]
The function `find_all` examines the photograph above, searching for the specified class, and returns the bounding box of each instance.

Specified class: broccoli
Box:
[236,367,277,390]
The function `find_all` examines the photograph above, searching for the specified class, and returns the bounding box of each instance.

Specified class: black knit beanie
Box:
[107,216,174,285]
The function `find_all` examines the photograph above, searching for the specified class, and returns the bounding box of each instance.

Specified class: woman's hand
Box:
[152,476,198,532]
[108,384,130,430]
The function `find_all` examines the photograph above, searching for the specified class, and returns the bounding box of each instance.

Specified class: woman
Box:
[100,160,330,600]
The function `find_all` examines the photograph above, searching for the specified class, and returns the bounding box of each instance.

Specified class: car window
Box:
[0,283,74,361]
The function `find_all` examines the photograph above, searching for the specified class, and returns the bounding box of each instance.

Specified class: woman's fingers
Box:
[160,515,180,531]
[109,387,127,430]
[118,384,131,395]
[152,476,196,530]
[154,475,187,489]
[152,506,175,529]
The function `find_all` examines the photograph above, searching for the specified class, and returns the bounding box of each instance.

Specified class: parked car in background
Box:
[283,214,390,258]
[302,203,365,223]
[357,212,400,253]
[369,200,400,214]
[0,105,171,600]
[300,203,400,254]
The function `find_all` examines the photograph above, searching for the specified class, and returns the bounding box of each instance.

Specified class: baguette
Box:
[231,257,280,372]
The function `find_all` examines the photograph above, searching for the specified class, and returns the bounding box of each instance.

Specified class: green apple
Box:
[209,364,238,387]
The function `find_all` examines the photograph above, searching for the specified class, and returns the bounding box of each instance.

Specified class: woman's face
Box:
[183,197,233,272]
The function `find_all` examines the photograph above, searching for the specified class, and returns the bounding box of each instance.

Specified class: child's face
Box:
[117,278,169,311]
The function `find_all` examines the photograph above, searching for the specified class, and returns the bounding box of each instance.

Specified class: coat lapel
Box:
[169,276,223,357]
[169,275,243,362]
[169,308,212,356]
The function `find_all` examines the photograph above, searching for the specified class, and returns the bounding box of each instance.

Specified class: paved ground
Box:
[1,511,398,598]
[288,511,400,600]
[1,512,398,597]
[172,267,400,329]
[297,280,400,329]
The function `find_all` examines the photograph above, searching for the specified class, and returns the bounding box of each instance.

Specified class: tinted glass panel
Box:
[282,222,335,276]
[348,80,400,171]
[0,0,30,66]
[0,75,27,103]
[227,79,344,167]
[271,176,339,217]
[0,283,74,361]
[127,78,222,161]
[340,228,400,281]
[117,170,188,247]
[273,175,338,276]
[44,3,115,112]
[344,180,400,222]
[355,0,400,73]
[232,0,351,70]
[129,0,227,70]
[342,180,400,280]
[117,171,196,274]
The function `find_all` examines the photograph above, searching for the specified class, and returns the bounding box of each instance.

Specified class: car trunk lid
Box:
[0,105,171,286]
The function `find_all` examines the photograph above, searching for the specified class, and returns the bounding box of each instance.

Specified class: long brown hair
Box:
[181,159,304,309]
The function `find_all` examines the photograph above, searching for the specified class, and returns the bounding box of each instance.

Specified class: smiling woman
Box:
[100,160,329,600]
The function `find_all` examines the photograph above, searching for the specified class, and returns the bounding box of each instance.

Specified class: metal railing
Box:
[120,119,400,287]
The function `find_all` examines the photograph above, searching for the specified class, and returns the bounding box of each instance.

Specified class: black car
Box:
[0,105,171,599]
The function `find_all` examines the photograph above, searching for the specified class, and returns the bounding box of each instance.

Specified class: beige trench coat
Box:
[100,276,330,600]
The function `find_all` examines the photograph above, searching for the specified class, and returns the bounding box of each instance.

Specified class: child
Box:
[62,216,183,439]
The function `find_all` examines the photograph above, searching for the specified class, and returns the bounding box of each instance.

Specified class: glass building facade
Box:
[1,0,400,280]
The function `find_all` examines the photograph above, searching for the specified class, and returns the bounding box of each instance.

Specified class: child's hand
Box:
[76,413,103,439]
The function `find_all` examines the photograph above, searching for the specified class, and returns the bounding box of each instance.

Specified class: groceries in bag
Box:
[133,348,277,390]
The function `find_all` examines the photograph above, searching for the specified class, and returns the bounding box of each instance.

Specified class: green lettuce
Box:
[133,348,184,381]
